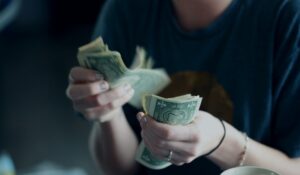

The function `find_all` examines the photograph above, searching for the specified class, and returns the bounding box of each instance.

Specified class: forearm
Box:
[207,121,300,175]
[245,138,300,175]
[89,109,139,175]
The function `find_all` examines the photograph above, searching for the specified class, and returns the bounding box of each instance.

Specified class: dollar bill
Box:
[77,37,170,108]
[135,94,202,169]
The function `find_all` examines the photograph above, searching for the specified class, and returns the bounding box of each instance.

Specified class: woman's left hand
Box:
[137,110,224,166]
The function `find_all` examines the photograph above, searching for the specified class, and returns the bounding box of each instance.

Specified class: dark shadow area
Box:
[0,0,105,174]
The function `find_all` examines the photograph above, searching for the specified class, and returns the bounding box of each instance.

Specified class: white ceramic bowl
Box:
[221,166,280,175]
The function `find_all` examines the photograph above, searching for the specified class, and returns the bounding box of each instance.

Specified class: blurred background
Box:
[0,0,105,174]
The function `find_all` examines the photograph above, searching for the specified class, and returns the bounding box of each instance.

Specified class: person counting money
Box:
[66,0,300,174]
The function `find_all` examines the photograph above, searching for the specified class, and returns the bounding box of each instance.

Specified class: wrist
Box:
[203,118,226,157]
[99,108,126,128]
[206,122,245,169]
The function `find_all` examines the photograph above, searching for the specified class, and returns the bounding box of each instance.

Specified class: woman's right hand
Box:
[66,67,134,122]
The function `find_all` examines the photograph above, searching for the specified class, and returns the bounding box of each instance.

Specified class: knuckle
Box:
[86,83,98,95]
[161,129,173,140]
[155,139,165,148]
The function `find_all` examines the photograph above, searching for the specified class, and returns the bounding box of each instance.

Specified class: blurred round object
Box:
[0,151,16,175]
[0,0,21,31]
[221,166,280,175]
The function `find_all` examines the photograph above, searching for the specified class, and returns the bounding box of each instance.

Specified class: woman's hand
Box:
[137,111,224,166]
[66,67,134,122]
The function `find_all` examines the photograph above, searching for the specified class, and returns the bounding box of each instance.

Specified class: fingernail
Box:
[95,73,103,80]
[99,81,108,91]
[137,113,147,127]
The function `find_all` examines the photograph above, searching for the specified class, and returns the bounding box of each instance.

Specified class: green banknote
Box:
[77,37,170,108]
[136,94,202,169]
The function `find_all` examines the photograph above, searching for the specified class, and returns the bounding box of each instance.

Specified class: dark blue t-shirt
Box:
[93,0,300,174]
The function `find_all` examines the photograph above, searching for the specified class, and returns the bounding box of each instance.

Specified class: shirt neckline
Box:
[166,0,242,39]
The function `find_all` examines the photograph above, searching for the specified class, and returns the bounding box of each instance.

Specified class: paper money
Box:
[136,94,202,169]
[77,37,170,108]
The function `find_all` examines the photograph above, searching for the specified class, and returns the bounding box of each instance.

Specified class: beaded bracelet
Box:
[238,132,249,166]
[203,118,226,157]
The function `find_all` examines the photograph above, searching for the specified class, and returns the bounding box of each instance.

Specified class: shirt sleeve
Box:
[272,0,300,158]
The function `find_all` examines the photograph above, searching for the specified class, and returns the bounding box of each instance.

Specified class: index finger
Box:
[142,114,197,142]
[69,67,103,83]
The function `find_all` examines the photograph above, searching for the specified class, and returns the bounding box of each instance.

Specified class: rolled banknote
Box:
[136,94,202,169]
[77,37,170,108]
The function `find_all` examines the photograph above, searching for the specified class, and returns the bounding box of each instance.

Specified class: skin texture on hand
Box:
[67,67,139,175]
[66,67,134,122]
[138,111,300,175]
[137,110,224,166]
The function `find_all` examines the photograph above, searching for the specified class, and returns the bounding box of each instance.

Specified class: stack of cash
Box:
[77,37,171,108]
[136,94,202,169]
[77,38,203,170]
